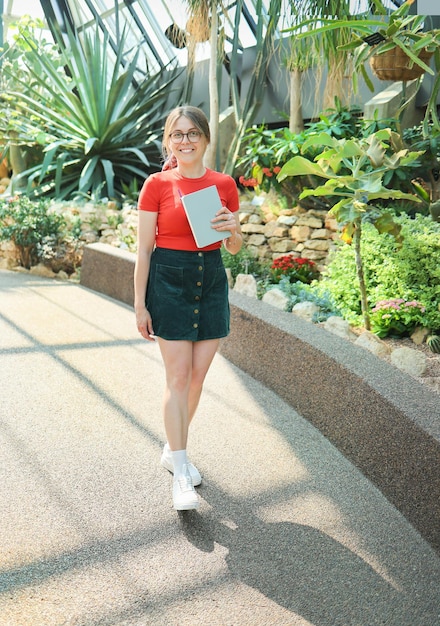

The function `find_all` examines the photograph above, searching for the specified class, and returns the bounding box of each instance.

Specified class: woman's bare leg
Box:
[157,338,193,451]
[188,338,220,423]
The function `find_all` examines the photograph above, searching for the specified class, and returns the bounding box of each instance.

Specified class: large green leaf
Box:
[278,155,331,181]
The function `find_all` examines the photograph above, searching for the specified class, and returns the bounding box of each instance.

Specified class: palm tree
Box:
[183,0,221,169]
[285,0,367,125]
[183,0,284,172]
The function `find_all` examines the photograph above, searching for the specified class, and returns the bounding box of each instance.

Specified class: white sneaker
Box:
[161,445,202,486]
[173,465,199,511]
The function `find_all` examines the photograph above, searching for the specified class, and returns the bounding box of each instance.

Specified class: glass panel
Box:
[6,0,46,19]
[3,0,51,43]
[3,0,285,66]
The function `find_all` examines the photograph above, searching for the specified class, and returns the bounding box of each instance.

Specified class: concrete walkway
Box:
[0,269,439,626]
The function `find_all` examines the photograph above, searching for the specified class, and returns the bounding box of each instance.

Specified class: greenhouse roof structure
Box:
[2,0,416,76]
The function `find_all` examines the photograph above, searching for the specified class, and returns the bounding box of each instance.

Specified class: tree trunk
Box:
[354,218,370,330]
[9,131,27,190]
[205,0,219,169]
[289,68,304,134]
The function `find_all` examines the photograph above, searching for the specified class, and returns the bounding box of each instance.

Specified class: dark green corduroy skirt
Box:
[146,247,230,341]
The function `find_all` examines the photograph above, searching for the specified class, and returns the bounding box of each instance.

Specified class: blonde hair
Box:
[162,105,210,160]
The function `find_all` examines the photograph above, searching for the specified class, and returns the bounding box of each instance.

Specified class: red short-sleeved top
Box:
[138,168,240,251]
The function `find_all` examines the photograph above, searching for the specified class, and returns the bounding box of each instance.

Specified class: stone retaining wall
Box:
[0,196,339,273]
[238,196,339,264]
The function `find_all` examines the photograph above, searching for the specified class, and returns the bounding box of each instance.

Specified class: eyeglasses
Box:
[169,130,202,144]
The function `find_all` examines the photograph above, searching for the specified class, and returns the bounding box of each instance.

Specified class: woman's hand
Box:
[212,206,237,235]
[213,207,243,255]
[136,306,155,341]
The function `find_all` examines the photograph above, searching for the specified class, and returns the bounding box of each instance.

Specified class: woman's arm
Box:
[134,210,157,340]
[223,212,243,255]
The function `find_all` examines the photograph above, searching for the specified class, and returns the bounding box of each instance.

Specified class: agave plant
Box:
[0,21,181,201]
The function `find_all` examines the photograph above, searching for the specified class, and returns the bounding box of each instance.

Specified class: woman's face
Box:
[167,115,208,164]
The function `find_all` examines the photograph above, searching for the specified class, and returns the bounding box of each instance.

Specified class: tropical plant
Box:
[284,36,313,134]
[403,122,440,206]
[287,0,440,131]
[0,21,181,201]
[277,128,423,329]
[236,101,366,202]
[236,124,289,195]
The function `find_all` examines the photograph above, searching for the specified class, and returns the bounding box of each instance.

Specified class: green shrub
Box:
[221,245,268,280]
[370,298,427,338]
[319,213,440,331]
[0,196,67,268]
[273,277,342,320]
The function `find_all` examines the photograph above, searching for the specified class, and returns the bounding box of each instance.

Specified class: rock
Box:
[0,257,18,270]
[292,301,319,321]
[268,239,295,253]
[247,234,266,247]
[266,222,289,239]
[277,215,297,226]
[325,216,338,231]
[311,228,331,239]
[300,249,328,261]
[390,347,427,377]
[324,316,357,341]
[290,225,311,241]
[303,238,330,251]
[80,231,99,243]
[296,216,323,228]
[233,273,257,298]
[263,222,288,237]
[241,223,265,234]
[411,326,430,345]
[355,331,391,358]
[55,270,69,281]
[262,288,289,310]
[29,263,56,278]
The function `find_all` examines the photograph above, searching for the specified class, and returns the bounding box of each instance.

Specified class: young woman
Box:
[134,105,242,511]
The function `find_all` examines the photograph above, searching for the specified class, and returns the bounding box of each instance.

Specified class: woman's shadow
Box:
[177,485,433,626]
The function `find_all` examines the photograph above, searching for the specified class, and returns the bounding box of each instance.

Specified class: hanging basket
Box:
[164,24,187,49]
[369,46,433,81]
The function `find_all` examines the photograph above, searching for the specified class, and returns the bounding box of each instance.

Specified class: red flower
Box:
[239,175,258,187]
[270,255,319,284]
